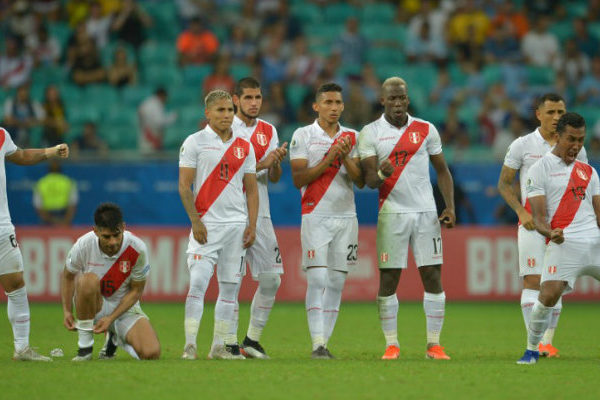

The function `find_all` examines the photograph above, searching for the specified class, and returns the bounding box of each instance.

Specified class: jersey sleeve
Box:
[245,144,257,174]
[289,128,308,160]
[131,240,150,282]
[589,167,600,197]
[349,130,359,158]
[577,146,589,163]
[65,238,86,274]
[426,123,443,155]
[503,137,523,170]
[179,135,198,168]
[2,128,18,155]
[358,125,376,159]
[270,126,280,150]
[526,161,546,198]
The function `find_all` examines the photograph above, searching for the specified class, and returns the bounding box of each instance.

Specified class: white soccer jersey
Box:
[358,114,442,214]
[66,231,150,303]
[232,115,279,218]
[504,128,588,208]
[0,128,18,229]
[179,124,256,224]
[527,153,600,239]
[289,120,358,217]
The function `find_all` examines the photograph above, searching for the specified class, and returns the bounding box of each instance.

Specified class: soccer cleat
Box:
[12,347,52,362]
[426,345,451,360]
[72,346,93,361]
[539,343,559,358]
[517,349,539,365]
[324,348,336,359]
[311,345,331,360]
[208,344,245,360]
[181,344,198,360]
[98,331,117,360]
[381,345,400,360]
[241,336,269,359]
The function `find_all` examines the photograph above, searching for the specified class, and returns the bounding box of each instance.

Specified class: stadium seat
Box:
[549,21,573,43]
[83,85,120,113]
[361,23,406,48]
[143,65,182,86]
[366,47,405,65]
[323,3,360,24]
[570,106,599,140]
[448,63,468,86]
[588,22,600,41]
[101,41,136,65]
[290,3,323,24]
[361,3,395,24]
[31,66,67,87]
[144,2,179,40]
[178,105,205,129]
[69,104,101,125]
[164,122,197,150]
[230,63,252,81]
[169,85,201,108]
[482,64,503,86]
[420,105,447,127]
[526,66,555,86]
[104,106,138,127]
[139,41,178,66]
[47,22,71,48]
[182,64,213,86]
[120,85,153,107]
[285,84,309,110]
[304,24,344,46]
[98,124,138,150]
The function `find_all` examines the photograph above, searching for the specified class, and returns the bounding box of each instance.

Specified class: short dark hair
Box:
[315,82,342,102]
[94,203,124,230]
[535,93,564,109]
[556,112,586,135]
[234,77,260,96]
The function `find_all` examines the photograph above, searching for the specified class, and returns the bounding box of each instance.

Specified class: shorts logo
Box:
[193,254,202,260]
[548,266,557,274]
[307,250,315,259]
[119,261,130,273]
[256,132,268,146]
[576,168,588,181]
[381,252,389,263]
[408,131,421,144]
[233,147,246,159]
[527,257,536,268]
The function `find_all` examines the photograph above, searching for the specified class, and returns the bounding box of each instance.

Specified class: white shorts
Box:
[0,228,23,276]
[542,236,600,293]
[96,300,148,345]
[377,211,443,269]
[187,223,247,283]
[518,226,546,276]
[301,215,358,272]
[245,217,283,280]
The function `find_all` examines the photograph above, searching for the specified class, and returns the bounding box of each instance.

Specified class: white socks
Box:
[184,261,213,346]
[213,281,238,347]
[306,267,327,350]
[6,287,30,352]
[76,319,94,348]
[227,281,242,345]
[323,269,347,345]
[423,291,445,345]
[542,296,562,345]
[247,273,280,342]
[527,299,553,351]
[377,294,399,347]
[520,288,539,330]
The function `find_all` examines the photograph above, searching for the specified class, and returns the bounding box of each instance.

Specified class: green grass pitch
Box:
[0,302,597,400]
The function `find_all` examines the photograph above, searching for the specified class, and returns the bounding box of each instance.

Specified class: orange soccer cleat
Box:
[426,345,451,360]
[381,345,400,360]
[539,343,560,358]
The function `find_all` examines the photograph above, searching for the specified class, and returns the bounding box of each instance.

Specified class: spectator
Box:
[286,36,322,86]
[260,37,288,87]
[343,76,372,130]
[492,113,525,162]
[33,160,78,226]
[553,38,590,86]
[31,0,62,21]
[137,88,177,153]
[262,81,293,126]
[66,0,91,27]
[85,1,112,49]
[439,101,468,145]
[359,64,381,106]
[429,67,459,107]
[477,83,515,144]
[571,17,599,59]
[229,1,262,41]
[406,0,449,63]
[447,0,490,62]
[523,0,557,18]
[26,24,61,67]
[483,20,521,64]
[71,121,108,157]
[111,0,152,51]
[521,16,559,66]
[70,38,106,86]
[489,2,529,39]
[263,0,302,40]
[41,85,69,146]
[202,56,235,96]
[332,17,368,66]
[2,84,44,147]
[107,46,137,87]
[0,36,33,89]
[175,0,203,25]
[588,0,600,22]
[576,56,600,106]
[176,17,219,65]
[221,25,257,64]
[406,19,448,64]
[8,0,37,42]
[433,165,477,224]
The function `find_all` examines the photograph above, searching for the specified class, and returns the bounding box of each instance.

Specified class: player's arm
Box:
[267,143,288,183]
[243,172,258,248]
[343,157,364,188]
[94,280,146,333]
[60,267,77,331]
[6,144,69,165]
[529,195,563,244]
[178,167,207,244]
[593,195,600,228]
[361,156,393,189]
[257,142,288,174]
[290,147,340,189]
[430,153,456,228]
[497,165,534,230]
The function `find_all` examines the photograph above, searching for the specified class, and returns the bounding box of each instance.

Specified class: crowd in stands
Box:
[1,0,600,161]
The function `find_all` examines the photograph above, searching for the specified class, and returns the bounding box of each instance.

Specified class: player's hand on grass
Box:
[46,143,69,159]
[63,311,76,331]
[192,220,207,244]
[518,209,535,230]
[550,228,564,244]
[243,225,256,248]
[439,208,456,228]
[93,316,112,333]
[379,159,394,178]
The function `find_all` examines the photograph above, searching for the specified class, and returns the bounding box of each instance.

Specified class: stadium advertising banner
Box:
[2,226,599,302]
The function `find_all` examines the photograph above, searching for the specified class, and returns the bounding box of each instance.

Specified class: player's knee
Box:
[327,270,347,291]
[538,291,560,307]
[258,273,281,293]
[139,345,160,360]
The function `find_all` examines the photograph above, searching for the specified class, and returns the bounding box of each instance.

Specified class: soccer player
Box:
[0,127,68,361]
[61,203,160,361]
[358,77,455,360]
[179,90,258,360]
[517,112,600,364]
[231,77,287,359]
[497,94,587,357]
[289,82,364,359]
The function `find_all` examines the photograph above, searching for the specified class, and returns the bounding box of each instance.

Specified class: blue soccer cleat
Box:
[516,349,539,365]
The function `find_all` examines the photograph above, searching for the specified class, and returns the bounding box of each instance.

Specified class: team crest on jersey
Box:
[233,147,246,159]
[408,131,421,144]
[527,257,536,268]
[119,261,130,273]
[548,266,557,274]
[307,250,315,259]
[381,252,389,263]
[576,168,588,181]
[256,132,268,146]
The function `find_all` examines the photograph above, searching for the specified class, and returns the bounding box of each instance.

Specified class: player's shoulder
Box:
[73,231,97,251]
[123,231,148,253]
[256,118,276,131]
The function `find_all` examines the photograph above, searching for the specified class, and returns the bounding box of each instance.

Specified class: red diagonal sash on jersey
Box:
[0,128,6,149]
[550,161,593,230]
[100,246,140,297]
[250,121,274,162]
[378,121,430,209]
[301,131,356,215]
[195,137,250,217]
